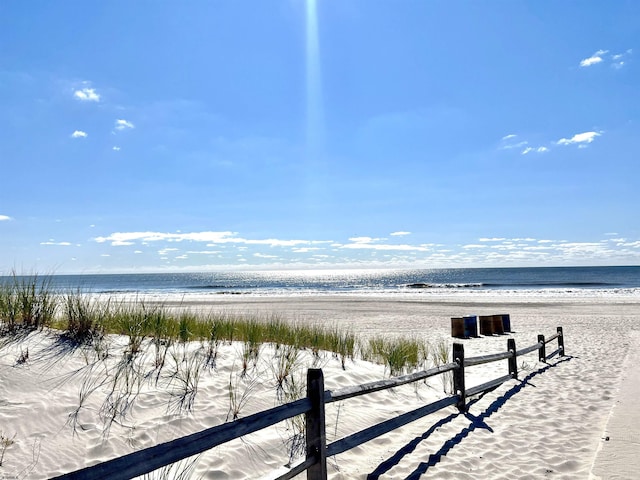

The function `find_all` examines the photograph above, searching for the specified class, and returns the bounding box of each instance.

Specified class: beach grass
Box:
[0,274,470,397]
[364,335,428,377]
[0,272,56,334]
[0,276,449,375]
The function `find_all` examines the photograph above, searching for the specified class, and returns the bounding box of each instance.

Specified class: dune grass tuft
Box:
[364,335,429,377]
[0,430,16,467]
[431,338,453,393]
[0,272,56,334]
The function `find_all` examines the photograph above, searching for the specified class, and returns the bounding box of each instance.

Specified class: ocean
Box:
[3,266,639,298]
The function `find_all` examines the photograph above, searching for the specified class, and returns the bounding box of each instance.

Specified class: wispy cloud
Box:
[254,253,279,259]
[339,236,431,251]
[73,87,100,102]
[0,215,12,221]
[611,49,633,69]
[390,231,411,236]
[579,49,632,69]
[114,119,134,131]
[522,146,549,155]
[71,130,88,138]
[499,134,528,150]
[500,134,548,155]
[94,231,331,248]
[347,236,381,244]
[112,146,121,151]
[579,49,608,67]
[557,131,602,147]
[40,241,73,246]
[502,130,602,155]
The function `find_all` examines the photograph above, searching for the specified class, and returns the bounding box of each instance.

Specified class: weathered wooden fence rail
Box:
[52,327,565,480]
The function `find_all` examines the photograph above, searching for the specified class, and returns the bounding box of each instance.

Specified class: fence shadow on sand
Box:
[368,355,574,479]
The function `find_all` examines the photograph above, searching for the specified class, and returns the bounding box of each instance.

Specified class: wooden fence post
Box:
[538,334,546,362]
[557,326,565,356]
[452,343,466,412]
[507,338,517,379]
[306,368,327,480]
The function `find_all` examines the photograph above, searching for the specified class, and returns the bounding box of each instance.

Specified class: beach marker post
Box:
[306,368,328,479]
[557,326,565,356]
[452,343,466,411]
[507,338,518,379]
[538,334,546,362]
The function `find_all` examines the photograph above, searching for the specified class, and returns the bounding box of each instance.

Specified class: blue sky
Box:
[1,1,639,273]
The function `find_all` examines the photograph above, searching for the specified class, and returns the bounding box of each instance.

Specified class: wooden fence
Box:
[52,327,565,480]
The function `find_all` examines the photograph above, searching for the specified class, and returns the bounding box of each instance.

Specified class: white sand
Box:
[1,292,638,479]
[590,330,640,480]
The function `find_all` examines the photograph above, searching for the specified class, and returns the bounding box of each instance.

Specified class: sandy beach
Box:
[1,292,638,479]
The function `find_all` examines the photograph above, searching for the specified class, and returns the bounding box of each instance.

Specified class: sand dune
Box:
[0,293,637,479]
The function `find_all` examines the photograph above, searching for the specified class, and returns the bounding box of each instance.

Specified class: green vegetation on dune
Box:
[0,273,446,377]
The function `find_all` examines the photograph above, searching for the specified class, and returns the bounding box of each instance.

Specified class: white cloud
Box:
[611,49,632,69]
[579,49,632,69]
[501,140,528,150]
[580,49,608,67]
[40,241,72,246]
[0,215,12,221]
[618,240,640,248]
[94,231,328,248]
[340,236,430,251]
[71,130,88,138]
[73,87,100,102]
[112,146,121,151]
[390,231,411,236]
[557,131,602,146]
[254,253,279,259]
[292,247,323,253]
[340,243,429,251]
[502,133,550,155]
[348,236,379,244]
[114,119,135,131]
[522,146,549,155]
